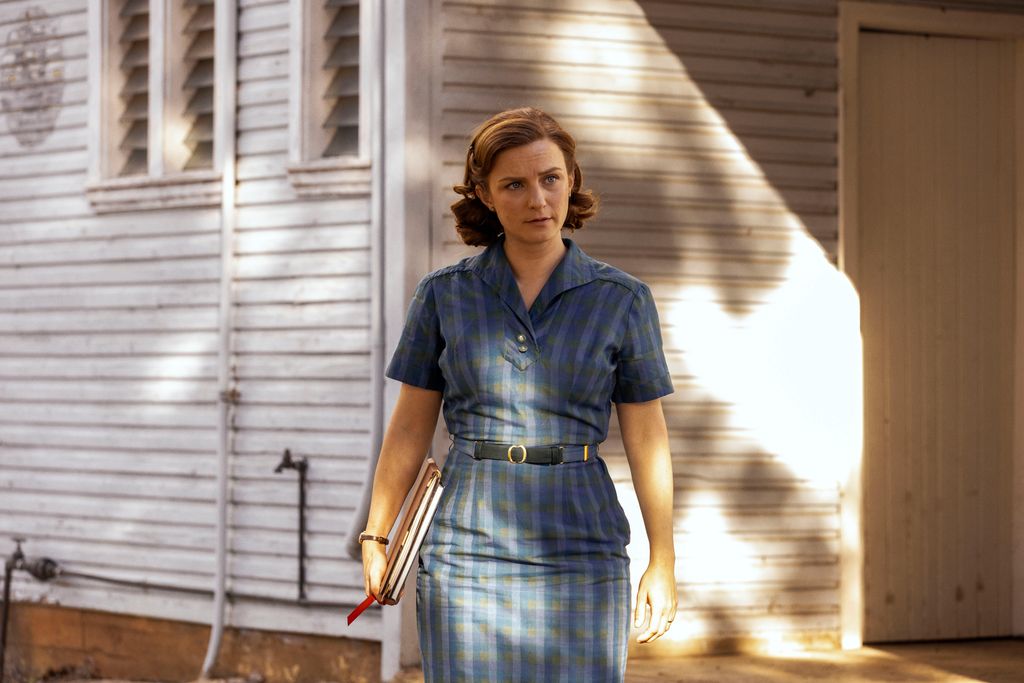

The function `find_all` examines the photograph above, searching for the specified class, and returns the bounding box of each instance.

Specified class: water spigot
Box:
[274,449,307,474]
[7,537,25,570]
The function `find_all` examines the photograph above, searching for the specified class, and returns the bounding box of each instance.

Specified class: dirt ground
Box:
[47,638,1024,683]
[390,638,1024,683]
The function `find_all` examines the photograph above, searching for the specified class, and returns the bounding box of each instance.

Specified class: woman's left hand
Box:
[633,556,678,643]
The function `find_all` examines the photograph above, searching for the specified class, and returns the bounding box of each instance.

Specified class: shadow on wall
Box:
[405,1,878,664]
[623,0,861,653]
[619,0,861,653]
[439,0,863,652]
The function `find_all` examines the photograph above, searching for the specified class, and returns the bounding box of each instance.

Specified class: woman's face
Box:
[477,138,572,249]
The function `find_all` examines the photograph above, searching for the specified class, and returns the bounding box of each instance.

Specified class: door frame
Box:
[838,0,1024,649]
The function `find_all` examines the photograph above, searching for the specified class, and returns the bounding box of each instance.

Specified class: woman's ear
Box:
[474,183,492,210]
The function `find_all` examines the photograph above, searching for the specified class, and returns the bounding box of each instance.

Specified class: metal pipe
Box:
[274,449,309,600]
[11,563,354,609]
[58,569,351,609]
[0,565,11,683]
[298,462,307,599]
[60,570,212,596]
[1,560,14,683]
[202,0,238,677]
[1,543,367,683]
[0,539,58,683]
[0,539,23,683]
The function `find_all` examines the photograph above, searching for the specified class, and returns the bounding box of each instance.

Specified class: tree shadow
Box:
[433,0,858,658]
[575,0,853,654]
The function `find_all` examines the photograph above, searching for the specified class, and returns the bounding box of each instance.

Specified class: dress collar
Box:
[471,235,596,330]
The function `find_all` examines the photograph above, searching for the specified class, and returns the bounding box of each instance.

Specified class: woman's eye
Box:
[506,181,522,189]
[545,175,560,183]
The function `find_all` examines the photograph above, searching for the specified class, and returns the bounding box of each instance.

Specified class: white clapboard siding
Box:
[2,287,204,315]
[0,0,376,634]
[432,0,846,647]
[231,503,348,535]
[1,447,217,476]
[1,489,214,525]
[0,379,217,403]
[0,149,89,180]
[0,0,228,631]
[0,211,221,245]
[0,113,87,159]
[0,0,82,20]
[0,512,216,549]
[225,0,375,634]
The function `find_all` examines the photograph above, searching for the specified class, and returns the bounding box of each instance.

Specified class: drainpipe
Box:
[2,539,60,683]
[344,0,387,561]
[273,449,309,600]
[0,539,23,683]
[201,0,238,677]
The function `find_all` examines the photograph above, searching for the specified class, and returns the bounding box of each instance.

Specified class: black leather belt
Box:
[455,437,595,465]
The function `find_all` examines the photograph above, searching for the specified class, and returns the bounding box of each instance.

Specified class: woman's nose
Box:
[527,184,546,208]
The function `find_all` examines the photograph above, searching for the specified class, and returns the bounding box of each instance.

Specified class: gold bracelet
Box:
[358,532,389,546]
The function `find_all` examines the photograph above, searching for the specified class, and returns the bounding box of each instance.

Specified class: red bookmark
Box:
[347,595,376,625]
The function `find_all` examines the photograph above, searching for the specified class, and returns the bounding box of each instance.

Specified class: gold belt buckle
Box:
[507,444,527,464]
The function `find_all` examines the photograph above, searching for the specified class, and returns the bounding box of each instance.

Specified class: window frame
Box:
[286,0,373,197]
[87,0,223,212]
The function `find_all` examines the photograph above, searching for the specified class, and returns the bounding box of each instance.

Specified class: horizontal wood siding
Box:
[854,0,1024,14]
[231,0,374,634]
[434,0,851,647]
[0,0,219,623]
[8,0,1017,654]
[0,0,376,639]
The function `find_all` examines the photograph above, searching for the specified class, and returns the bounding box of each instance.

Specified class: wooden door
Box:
[859,30,1016,641]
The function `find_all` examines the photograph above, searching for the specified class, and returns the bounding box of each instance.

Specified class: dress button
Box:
[516,334,526,343]
[518,344,528,353]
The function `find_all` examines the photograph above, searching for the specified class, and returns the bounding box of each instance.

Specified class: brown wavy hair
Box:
[452,107,599,247]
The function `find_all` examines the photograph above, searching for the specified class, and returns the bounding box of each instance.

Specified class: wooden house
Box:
[1,1,1023,681]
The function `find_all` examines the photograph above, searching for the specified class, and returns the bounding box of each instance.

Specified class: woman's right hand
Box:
[362,539,388,602]
[360,383,442,603]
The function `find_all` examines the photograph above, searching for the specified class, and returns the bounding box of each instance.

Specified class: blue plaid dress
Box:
[386,237,673,682]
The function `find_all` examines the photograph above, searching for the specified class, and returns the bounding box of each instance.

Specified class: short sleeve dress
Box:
[386,236,673,683]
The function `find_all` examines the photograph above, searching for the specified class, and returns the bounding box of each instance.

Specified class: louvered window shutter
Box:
[323,0,359,157]
[182,0,215,170]
[118,0,149,175]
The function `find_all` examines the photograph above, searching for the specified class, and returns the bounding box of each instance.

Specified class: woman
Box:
[361,107,677,682]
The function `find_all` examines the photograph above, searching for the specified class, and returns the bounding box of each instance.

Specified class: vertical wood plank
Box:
[859,30,893,640]
[859,28,1015,642]
[934,35,959,640]
[1014,38,1024,639]
[992,37,1017,637]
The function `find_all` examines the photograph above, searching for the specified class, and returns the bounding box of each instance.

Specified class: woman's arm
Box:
[362,383,443,600]
[616,397,677,643]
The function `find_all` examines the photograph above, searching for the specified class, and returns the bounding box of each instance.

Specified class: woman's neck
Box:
[503,235,567,285]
